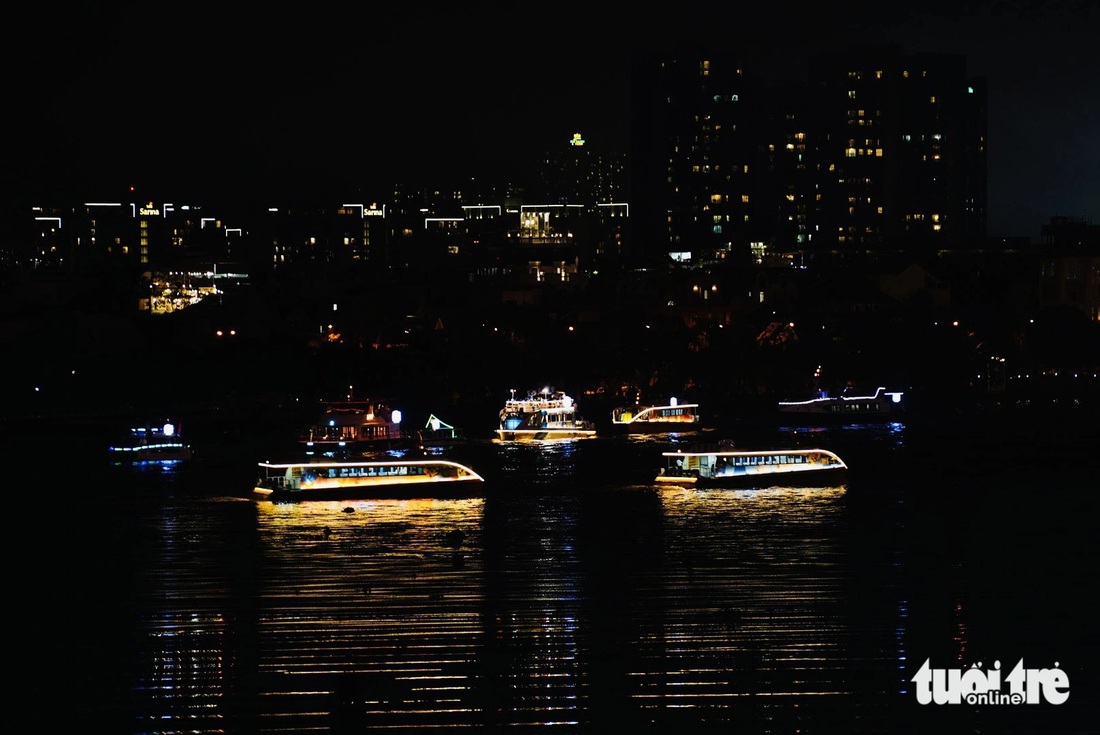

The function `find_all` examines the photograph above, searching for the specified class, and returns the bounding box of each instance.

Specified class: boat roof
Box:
[424,413,455,429]
[632,402,700,410]
[662,447,842,459]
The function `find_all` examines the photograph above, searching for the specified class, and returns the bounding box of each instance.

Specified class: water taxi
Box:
[109,420,193,464]
[610,398,701,433]
[777,386,904,420]
[656,445,847,486]
[495,387,596,442]
[253,458,485,501]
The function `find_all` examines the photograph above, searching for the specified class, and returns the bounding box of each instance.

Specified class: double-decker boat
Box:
[253,458,485,501]
[298,396,408,456]
[610,398,701,433]
[777,386,904,421]
[656,444,847,487]
[495,387,596,442]
[108,420,193,464]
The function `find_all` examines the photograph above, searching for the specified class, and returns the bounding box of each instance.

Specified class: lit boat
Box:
[777,386,904,420]
[416,413,464,448]
[253,458,485,501]
[610,398,701,433]
[108,420,193,464]
[299,396,408,456]
[656,445,847,486]
[495,387,596,442]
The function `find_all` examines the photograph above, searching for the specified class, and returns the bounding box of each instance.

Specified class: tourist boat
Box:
[416,413,464,449]
[495,387,597,442]
[610,397,701,433]
[655,444,847,486]
[777,386,905,420]
[108,420,193,464]
[253,458,485,501]
[298,396,408,456]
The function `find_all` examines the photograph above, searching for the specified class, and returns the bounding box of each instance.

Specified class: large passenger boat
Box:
[777,386,904,421]
[656,444,847,487]
[298,397,408,456]
[253,458,484,501]
[108,420,193,464]
[495,388,597,442]
[610,398,701,433]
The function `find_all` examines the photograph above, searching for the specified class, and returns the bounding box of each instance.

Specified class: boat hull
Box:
[657,466,847,488]
[610,420,702,434]
[254,479,484,502]
[254,459,484,501]
[495,429,596,442]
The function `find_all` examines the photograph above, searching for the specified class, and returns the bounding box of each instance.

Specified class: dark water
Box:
[16,411,1099,733]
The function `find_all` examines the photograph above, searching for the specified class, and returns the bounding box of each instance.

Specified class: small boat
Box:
[495,387,596,442]
[610,397,701,433]
[777,386,904,420]
[109,420,193,464]
[656,444,847,487]
[253,458,485,501]
[298,396,409,456]
[416,414,464,448]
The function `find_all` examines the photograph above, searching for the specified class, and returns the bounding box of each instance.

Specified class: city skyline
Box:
[7,2,1098,239]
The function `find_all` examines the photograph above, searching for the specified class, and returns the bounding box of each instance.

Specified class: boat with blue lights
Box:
[108,420,193,464]
[495,387,596,442]
[777,386,905,421]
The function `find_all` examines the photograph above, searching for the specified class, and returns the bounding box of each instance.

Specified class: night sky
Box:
[8,1,1098,238]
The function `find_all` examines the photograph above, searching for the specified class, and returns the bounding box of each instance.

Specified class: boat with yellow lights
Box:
[253,458,485,501]
[610,398,702,433]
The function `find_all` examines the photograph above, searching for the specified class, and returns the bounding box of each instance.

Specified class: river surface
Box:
[15,409,1098,733]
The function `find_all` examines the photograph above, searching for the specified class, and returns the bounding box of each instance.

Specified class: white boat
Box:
[109,420,193,464]
[777,386,904,420]
[656,445,847,486]
[610,398,701,433]
[495,387,596,442]
[253,458,484,501]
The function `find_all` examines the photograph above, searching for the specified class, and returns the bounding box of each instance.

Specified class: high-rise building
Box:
[629,44,988,265]
[808,45,987,253]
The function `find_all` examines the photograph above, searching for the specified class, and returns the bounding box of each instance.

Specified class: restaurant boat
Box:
[777,386,904,420]
[656,444,847,486]
[610,398,701,433]
[108,420,193,464]
[495,387,596,442]
[253,458,485,501]
[299,396,408,456]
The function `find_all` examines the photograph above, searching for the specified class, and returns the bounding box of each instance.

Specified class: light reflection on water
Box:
[32,418,1098,733]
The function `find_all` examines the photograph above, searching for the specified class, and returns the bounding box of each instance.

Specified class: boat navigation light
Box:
[392,410,402,424]
[163,422,175,437]
[671,397,678,406]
